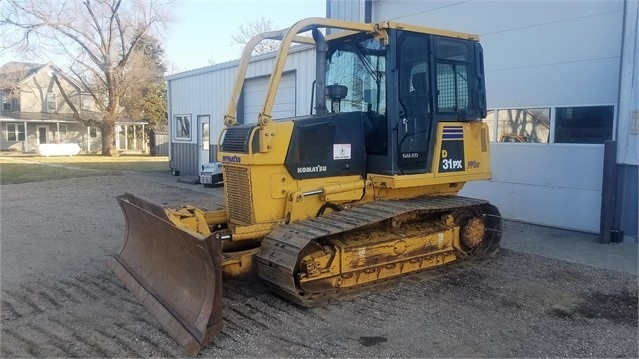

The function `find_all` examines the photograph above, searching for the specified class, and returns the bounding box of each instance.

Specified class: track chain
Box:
[256,195,500,305]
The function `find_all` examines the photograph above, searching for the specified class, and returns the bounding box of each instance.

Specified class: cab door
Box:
[396,32,432,174]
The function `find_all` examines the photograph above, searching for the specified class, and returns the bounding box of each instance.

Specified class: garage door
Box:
[243,72,296,124]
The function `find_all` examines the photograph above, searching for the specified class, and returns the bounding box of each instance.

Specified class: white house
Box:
[0,62,149,154]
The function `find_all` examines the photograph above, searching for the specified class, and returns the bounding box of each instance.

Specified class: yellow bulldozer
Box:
[109,17,502,356]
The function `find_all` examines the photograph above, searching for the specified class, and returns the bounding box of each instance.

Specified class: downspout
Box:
[312,28,328,115]
[615,0,628,144]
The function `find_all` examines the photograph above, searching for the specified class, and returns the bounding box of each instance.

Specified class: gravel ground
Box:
[1,174,637,358]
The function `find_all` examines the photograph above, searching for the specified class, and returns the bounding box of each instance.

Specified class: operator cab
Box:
[324,29,486,175]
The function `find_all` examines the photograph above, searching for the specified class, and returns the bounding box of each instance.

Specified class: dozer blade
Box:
[108,193,223,357]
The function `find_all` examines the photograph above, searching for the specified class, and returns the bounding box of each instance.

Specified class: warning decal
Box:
[333,144,351,160]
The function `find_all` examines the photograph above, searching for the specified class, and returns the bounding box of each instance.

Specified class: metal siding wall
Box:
[328,0,363,22]
[170,142,199,176]
[150,132,169,156]
[168,64,237,173]
[373,0,624,108]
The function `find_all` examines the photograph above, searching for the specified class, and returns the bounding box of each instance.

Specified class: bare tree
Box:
[0,0,173,155]
[230,16,280,56]
[0,62,35,103]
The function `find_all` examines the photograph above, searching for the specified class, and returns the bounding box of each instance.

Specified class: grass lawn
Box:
[0,154,170,185]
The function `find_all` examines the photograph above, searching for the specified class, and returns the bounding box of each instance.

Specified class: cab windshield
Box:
[326,35,387,153]
[326,37,386,115]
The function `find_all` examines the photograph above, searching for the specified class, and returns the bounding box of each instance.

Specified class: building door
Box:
[37,126,48,145]
[242,71,296,124]
[197,115,220,185]
[198,115,210,166]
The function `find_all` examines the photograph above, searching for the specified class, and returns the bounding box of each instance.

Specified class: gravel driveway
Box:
[1,173,637,357]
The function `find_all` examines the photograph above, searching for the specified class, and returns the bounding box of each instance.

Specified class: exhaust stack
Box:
[312,28,327,115]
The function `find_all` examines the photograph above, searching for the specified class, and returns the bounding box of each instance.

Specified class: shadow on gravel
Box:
[550,290,638,326]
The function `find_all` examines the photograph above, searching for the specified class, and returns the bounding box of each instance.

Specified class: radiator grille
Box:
[224,165,254,224]
[221,126,253,153]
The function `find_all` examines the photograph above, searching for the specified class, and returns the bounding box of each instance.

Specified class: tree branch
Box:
[2,0,172,155]
[83,0,109,57]
[51,73,86,124]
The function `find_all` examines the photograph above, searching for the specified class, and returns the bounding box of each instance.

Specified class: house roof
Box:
[0,61,84,91]
[151,128,168,135]
[0,62,47,89]
[0,111,147,125]
[0,111,94,123]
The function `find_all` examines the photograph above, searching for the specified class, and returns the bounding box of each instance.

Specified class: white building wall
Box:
[373,0,624,108]
[372,0,626,232]
[327,0,365,23]
[167,66,234,146]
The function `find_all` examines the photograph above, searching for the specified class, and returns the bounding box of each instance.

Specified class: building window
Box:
[202,122,209,150]
[6,123,25,141]
[2,92,12,111]
[58,124,68,136]
[47,92,57,112]
[89,126,98,138]
[484,110,496,142]
[175,115,191,140]
[555,105,614,144]
[81,98,93,111]
[497,108,550,143]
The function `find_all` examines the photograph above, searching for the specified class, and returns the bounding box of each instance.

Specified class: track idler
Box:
[454,202,502,256]
[108,193,223,357]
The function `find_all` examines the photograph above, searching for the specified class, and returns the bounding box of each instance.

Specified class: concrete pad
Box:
[502,220,638,275]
